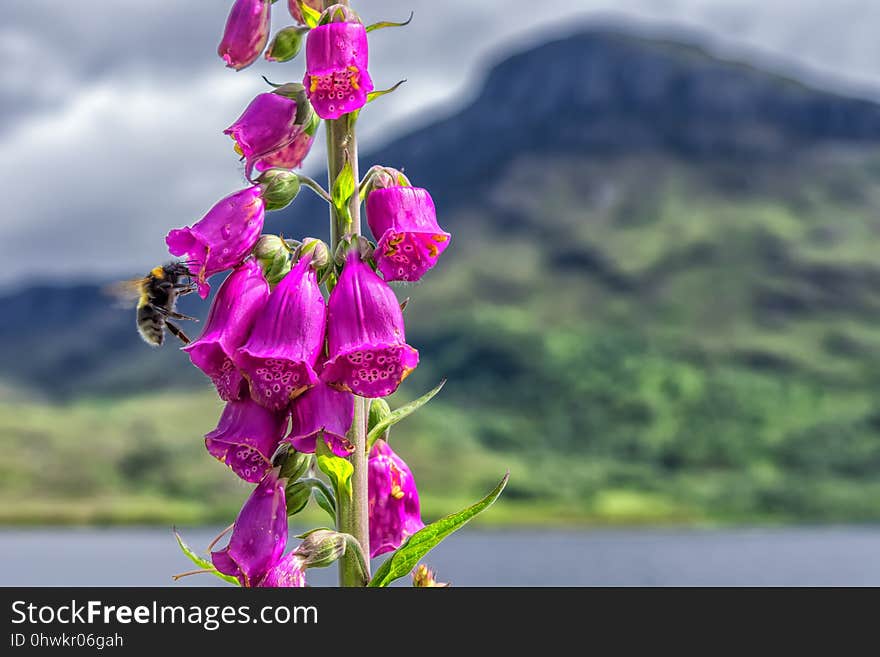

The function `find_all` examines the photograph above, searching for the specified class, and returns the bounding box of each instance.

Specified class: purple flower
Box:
[368,440,424,558]
[259,552,306,587]
[166,186,265,298]
[224,93,303,176]
[287,0,322,24]
[218,0,271,71]
[303,21,374,120]
[234,256,325,410]
[212,468,290,586]
[183,260,269,401]
[286,381,355,457]
[205,398,289,483]
[367,185,450,282]
[255,116,318,171]
[322,251,419,397]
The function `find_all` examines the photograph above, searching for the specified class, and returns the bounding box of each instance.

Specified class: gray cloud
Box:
[3,0,880,289]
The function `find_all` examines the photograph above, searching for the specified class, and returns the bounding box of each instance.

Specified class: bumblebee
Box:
[108,262,198,346]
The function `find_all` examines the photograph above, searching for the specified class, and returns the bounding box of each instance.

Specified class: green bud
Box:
[369,398,392,441]
[279,448,312,481]
[253,234,288,262]
[293,529,348,569]
[285,480,312,516]
[258,168,301,211]
[253,234,292,286]
[266,26,309,63]
[296,237,330,269]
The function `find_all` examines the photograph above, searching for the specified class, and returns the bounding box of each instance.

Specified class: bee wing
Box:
[103,278,146,308]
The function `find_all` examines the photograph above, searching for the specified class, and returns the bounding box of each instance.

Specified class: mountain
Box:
[6,28,880,522]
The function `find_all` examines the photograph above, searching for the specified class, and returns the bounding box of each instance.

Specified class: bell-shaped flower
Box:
[303,19,373,119]
[205,398,289,483]
[224,92,318,175]
[255,111,320,171]
[183,259,269,401]
[218,0,271,71]
[368,440,424,557]
[322,251,419,397]
[286,380,355,457]
[366,184,450,282]
[234,256,325,410]
[212,467,289,586]
[166,186,265,298]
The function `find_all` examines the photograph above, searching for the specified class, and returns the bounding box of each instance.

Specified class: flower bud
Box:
[288,0,323,25]
[412,564,449,588]
[296,237,330,269]
[253,234,288,262]
[266,26,309,62]
[368,398,392,439]
[284,479,312,515]
[294,529,347,568]
[258,169,301,211]
[253,235,291,286]
[218,0,271,71]
[278,446,311,481]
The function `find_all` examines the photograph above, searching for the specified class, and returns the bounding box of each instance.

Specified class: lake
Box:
[2,526,880,586]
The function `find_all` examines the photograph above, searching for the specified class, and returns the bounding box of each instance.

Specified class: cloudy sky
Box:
[4,0,880,289]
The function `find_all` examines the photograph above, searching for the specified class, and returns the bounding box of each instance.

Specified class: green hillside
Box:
[6,149,880,525]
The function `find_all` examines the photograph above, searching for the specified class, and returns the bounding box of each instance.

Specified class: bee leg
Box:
[152,305,198,322]
[173,284,197,295]
[165,320,191,345]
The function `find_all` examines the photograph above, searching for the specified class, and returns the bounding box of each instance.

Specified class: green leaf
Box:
[298,0,321,28]
[316,438,353,502]
[174,530,239,586]
[312,485,337,522]
[367,79,407,104]
[366,380,446,450]
[365,12,414,32]
[368,472,509,587]
[331,158,355,228]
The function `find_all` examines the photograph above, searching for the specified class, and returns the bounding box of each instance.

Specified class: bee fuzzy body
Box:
[123,263,196,347]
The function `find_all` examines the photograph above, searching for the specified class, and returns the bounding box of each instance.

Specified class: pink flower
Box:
[165,186,265,298]
[205,398,289,483]
[286,381,355,457]
[218,0,271,71]
[184,260,269,400]
[322,251,419,397]
[367,184,450,282]
[234,256,325,410]
[368,440,424,557]
[303,21,373,119]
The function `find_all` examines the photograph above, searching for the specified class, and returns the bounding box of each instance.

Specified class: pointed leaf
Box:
[367,80,407,104]
[316,438,353,502]
[366,380,446,450]
[299,0,321,28]
[312,485,337,522]
[331,158,355,229]
[174,531,240,586]
[368,472,509,587]
[365,12,414,32]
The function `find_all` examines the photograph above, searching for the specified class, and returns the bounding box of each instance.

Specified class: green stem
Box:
[324,0,370,587]
[297,173,332,203]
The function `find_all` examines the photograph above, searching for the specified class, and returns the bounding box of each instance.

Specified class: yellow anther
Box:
[427,244,438,257]
[309,75,318,93]
[389,234,404,246]
[432,234,448,243]
[391,485,405,500]
[233,142,244,157]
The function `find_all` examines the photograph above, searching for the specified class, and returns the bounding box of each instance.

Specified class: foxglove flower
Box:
[259,553,306,587]
[287,0,322,25]
[286,381,355,457]
[166,186,265,298]
[183,260,269,400]
[218,0,271,71]
[234,256,325,410]
[303,18,373,119]
[223,92,317,175]
[212,468,290,586]
[322,251,419,397]
[256,112,320,171]
[368,440,424,557]
[367,184,450,282]
[205,398,289,483]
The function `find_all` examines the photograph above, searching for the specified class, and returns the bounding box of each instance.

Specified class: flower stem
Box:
[297,173,332,203]
[324,0,370,587]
